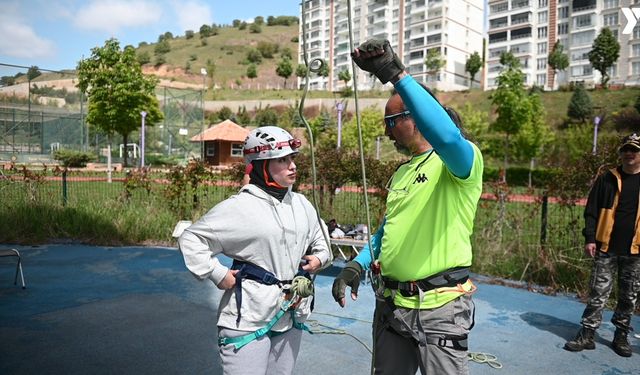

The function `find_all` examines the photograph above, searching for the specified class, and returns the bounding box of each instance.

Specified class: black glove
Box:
[351,39,405,84]
[332,261,363,306]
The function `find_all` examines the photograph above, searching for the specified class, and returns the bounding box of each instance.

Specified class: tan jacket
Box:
[592,168,640,254]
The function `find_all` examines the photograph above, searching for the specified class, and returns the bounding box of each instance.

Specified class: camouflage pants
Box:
[581,253,640,332]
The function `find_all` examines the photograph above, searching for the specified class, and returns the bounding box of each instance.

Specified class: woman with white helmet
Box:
[178,126,332,375]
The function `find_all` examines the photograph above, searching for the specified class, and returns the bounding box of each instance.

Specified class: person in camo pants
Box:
[564,133,640,357]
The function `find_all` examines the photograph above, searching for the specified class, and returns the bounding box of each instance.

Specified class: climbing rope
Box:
[345,0,374,262]
[298,3,334,256]
[468,352,503,369]
[305,319,373,354]
[290,275,314,298]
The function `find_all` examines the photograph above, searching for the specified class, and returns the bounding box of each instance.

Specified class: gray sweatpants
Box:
[218,327,302,375]
[372,294,474,375]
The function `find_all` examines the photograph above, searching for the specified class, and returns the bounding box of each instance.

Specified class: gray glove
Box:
[332,261,363,306]
[351,39,405,84]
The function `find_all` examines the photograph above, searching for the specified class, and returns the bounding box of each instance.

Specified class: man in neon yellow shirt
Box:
[332,40,483,374]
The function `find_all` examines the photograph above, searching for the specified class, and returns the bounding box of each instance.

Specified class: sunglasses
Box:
[620,146,640,153]
[384,110,411,128]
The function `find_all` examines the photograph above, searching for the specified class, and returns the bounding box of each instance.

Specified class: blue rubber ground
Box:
[0,244,638,374]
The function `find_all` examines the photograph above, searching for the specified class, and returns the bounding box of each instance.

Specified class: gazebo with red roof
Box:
[190,120,249,166]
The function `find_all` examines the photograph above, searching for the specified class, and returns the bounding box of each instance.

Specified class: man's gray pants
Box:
[581,253,640,332]
[372,294,474,375]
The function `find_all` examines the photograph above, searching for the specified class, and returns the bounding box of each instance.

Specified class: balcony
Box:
[511,0,531,10]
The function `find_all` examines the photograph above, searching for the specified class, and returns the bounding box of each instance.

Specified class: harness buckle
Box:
[399,281,419,297]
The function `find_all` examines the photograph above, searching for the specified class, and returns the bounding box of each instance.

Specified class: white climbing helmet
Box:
[243,126,301,163]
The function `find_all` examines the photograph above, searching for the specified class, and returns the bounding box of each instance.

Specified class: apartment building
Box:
[486,0,640,90]
[299,0,484,92]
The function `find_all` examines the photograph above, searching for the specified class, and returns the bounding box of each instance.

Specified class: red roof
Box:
[190,119,249,142]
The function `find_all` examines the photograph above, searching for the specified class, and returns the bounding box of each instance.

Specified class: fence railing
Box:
[0,172,589,291]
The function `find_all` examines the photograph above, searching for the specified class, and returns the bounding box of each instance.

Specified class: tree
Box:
[27,66,41,81]
[318,60,330,77]
[457,102,489,148]
[257,41,279,58]
[280,47,293,60]
[567,83,593,123]
[588,27,620,88]
[295,64,308,79]
[185,30,195,39]
[491,56,530,181]
[338,69,352,97]
[249,23,262,34]
[342,107,386,153]
[247,64,258,79]
[246,48,262,64]
[276,58,293,88]
[154,40,170,55]
[1,76,16,86]
[338,69,351,86]
[548,41,569,89]
[464,52,482,88]
[137,51,151,65]
[513,92,554,187]
[76,39,163,167]
[425,48,446,81]
[200,24,212,38]
[499,51,520,69]
[206,59,216,89]
[232,19,241,27]
[254,16,264,25]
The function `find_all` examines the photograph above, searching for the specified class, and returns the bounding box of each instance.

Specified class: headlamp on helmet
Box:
[243,126,301,163]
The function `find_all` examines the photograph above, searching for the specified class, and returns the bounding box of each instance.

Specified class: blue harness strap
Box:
[219,260,314,350]
[218,309,313,350]
[232,260,289,324]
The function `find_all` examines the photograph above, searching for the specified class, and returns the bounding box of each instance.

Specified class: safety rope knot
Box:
[291,275,314,298]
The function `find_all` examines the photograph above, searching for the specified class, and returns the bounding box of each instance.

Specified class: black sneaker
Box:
[612,329,632,357]
[564,327,596,352]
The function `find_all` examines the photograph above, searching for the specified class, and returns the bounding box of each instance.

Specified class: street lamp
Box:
[336,101,343,149]
[592,115,601,155]
[200,68,207,161]
[140,111,147,168]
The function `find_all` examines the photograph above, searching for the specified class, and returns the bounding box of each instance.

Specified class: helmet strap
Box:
[249,160,288,202]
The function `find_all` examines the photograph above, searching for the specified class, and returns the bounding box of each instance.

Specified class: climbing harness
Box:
[231,260,304,323]
[218,260,315,350]
[381,266,471,297]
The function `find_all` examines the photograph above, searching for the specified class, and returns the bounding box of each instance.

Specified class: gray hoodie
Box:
[178,184,332,332]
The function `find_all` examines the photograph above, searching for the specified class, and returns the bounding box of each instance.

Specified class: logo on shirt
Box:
[414,173,428,184]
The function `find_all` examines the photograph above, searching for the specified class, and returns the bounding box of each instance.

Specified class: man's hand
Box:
[332,261,363,307]
[217,269,239,290]
[351,39,405,84]
[584,243,596,258]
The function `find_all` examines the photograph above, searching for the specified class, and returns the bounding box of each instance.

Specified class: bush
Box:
[53,149,95,167]
[145,154,180,167]
[483,166,559,187]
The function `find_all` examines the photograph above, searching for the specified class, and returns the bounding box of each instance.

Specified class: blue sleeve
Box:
[353,217,385,270]
[394,75,474,179]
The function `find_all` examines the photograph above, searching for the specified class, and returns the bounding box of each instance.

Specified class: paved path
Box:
[0,244,638,374]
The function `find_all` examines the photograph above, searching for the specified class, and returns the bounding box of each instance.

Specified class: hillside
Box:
[137,24,300,91]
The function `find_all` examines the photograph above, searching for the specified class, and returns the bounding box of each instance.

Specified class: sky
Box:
[0,0,299,77]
